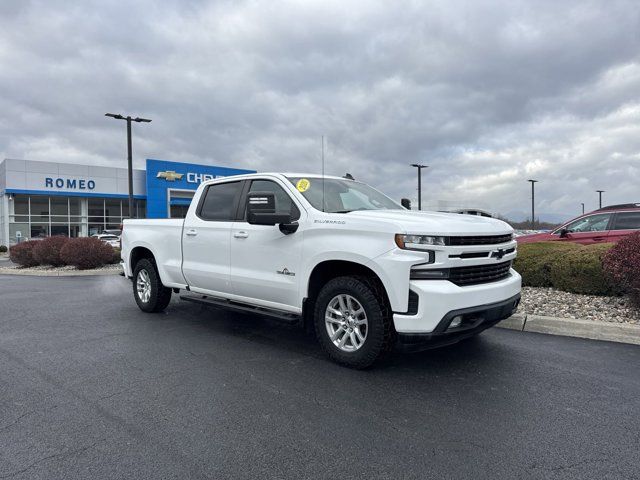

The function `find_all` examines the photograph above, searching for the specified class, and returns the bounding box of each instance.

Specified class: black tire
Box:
[132,258,172,313]
[313,275,394,369]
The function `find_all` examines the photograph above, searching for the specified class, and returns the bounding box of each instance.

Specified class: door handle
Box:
[185,229,198,236]
[233,231,249,239]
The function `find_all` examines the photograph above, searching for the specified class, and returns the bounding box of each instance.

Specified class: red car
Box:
[517,203,640,245]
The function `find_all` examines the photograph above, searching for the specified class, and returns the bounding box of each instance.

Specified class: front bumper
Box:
[396,293,520,352]
[393,269,521,334]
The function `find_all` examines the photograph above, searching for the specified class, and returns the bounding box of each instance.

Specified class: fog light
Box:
[449,316,463,329]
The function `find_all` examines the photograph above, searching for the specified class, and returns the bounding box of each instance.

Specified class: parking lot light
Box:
[105,113,152,219]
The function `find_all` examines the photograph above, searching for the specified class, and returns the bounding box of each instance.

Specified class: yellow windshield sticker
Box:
[296,178,311,192]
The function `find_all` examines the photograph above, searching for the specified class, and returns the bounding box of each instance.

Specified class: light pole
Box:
[596,190,605,209]
[527,179,538,229]
[105,113,152,218]
[581,202,585,215]
[410,164,428,210]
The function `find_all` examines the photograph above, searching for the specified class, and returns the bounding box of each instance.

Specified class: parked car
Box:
[101,229,122,238]
[517,204,640,244]
[121,173,521,368]
[92,234,120,248]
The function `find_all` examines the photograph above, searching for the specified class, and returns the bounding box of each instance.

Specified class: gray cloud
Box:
[1,0,639,219]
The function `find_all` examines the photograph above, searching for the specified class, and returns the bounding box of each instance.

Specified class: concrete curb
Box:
[0,267,121,277]
[497,313,640,346]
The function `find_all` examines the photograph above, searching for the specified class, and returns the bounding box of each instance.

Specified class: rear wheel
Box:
[314,276,394,368]
[133,258,172,313]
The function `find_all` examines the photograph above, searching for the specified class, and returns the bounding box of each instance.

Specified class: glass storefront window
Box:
[105,199,121,218]
[88,199,104,217]
[7,195,143,244]
[30,223,49,239]
[9,223,29,244]
[51,197,68,216]
[88,224,104,236]
[51,225,69,236]
[30,197,49,217]
[69,198,80,215]
[13,195,29,215]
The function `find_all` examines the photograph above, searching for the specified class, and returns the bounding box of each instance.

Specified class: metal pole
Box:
[105,113,151,220]
[581,203,585,215]
[527,179,538,229]
[410,164,428,211]
[417,169,422,211]
[596,190,604,209]
[531,182,535,229]
[126,117,134,219]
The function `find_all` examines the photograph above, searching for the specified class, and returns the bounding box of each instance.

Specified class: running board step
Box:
[180,294,301,324]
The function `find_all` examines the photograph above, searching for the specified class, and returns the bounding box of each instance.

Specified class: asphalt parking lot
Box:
[1,275,639,479]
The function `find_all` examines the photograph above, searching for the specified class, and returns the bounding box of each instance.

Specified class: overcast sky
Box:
[1,0,639,219]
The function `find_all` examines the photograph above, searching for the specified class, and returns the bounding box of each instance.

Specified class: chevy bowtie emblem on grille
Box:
[491,248,506,260]
[156,170,184,181]
[276,268,296,276]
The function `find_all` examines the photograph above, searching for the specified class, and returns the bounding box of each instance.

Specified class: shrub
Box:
[514,241,618,295]
[33,236,70,267]
[9,240,40,267]
[0,245,7,253]
[110,248,122,265]
[60,237,115,270]
[513,242,580,287]
[603,232,640,307]
[549,243,618,295]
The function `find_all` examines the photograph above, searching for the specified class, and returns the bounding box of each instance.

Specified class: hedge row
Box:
[9,237,120,270]
[514,242,619,296]
[514,234,640,307]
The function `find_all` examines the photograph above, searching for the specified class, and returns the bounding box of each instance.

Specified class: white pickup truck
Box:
[121,173,521,368]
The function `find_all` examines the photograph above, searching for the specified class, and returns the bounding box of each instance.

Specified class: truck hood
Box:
[342,210,512,236]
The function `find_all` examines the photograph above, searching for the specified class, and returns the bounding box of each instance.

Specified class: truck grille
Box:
[449,261,512,286]
[448,234,512,246]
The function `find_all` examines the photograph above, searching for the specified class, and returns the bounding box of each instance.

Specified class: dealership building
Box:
[0,158,254,246]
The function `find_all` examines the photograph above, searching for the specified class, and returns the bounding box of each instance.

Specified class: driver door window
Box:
[559,213,612,244]
[244,180,300,220]
[564,214,611,233]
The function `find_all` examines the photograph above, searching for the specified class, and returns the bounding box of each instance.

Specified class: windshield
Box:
[287,177,402,213]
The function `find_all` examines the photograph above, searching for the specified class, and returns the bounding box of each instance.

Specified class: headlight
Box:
[395,234,446,250]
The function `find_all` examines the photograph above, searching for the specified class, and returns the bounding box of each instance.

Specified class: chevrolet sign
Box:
[156,171,184,181]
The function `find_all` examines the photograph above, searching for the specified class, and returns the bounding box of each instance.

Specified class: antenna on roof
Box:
[322,135,325,212]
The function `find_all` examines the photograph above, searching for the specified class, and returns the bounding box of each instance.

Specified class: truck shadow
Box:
[174,300,507,374]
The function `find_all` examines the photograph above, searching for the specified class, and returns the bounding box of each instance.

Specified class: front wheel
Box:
[133,258,172,313]
[313,276,394,369]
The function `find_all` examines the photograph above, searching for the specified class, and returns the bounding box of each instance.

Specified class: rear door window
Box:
[198,181,242,221]
[612,212,640,230]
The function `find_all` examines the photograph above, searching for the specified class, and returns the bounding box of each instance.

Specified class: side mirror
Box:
[401,198,411,210]
[247,192,291,225]
[559,228,569,238]
[246,192,298,234]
